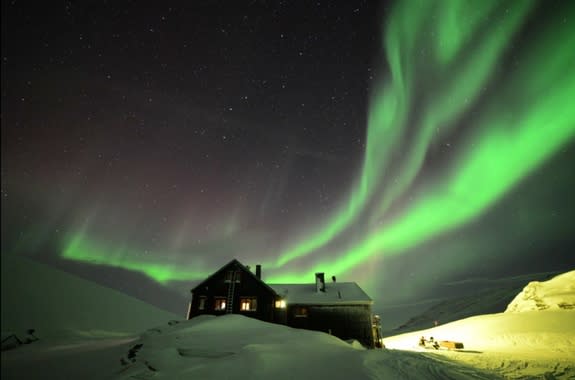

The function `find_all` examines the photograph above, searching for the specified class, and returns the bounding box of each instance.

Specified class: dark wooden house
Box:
[187,259,280,323]
[187,259,377,348]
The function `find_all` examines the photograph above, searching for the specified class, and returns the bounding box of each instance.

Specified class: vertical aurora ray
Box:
[271,0,432,268]
[274,0,539,267]
[371,0,535,220]
[300,1,575,277]
[272,0,574,279]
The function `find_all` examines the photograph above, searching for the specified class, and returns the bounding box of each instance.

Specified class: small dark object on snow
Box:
[419,336,464,350]
[127,343,143,361]
[1,334,22,351]
[439,340,464,349]
[168,320,180,326]
[24,329,39,344]
[2,328,39,351]
[145,361,157,372]
[419,336,440,349]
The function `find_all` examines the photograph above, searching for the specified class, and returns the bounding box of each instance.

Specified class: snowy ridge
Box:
[505,270,575,312]
[388,272,561,335]
[384,271,575,379]
[389,287,519,335]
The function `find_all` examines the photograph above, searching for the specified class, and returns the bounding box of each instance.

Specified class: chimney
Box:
[256,264,262,280]
[315,272,325,292]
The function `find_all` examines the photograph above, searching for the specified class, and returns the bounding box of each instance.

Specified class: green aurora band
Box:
[62,233,206,284]
[61,0,575,284]
[268,0,575,282]
[274,0,537,269]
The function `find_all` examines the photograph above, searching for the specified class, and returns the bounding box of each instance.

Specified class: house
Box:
[187,259,379,348]
[186,259,280,323]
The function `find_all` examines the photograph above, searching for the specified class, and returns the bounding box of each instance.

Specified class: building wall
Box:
[187,262,375,348]
[188,264,277,323]
[286,304,374,348]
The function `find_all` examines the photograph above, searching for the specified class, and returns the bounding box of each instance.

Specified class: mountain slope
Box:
[389,271,562,335]
[1,254,180,339]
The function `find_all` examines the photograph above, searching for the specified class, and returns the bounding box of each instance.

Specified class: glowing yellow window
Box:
[240,297,257,311]
[214,298,226,311]
[275,300,286,309]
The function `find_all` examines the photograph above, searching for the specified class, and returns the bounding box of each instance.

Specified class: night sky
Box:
[2,0,574,318]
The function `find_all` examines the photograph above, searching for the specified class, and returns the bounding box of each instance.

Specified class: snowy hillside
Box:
[505,270,575,312]
[384,270,575,379]
[1,254,180,338]
[389,287,519,335]
[388,272,562,335]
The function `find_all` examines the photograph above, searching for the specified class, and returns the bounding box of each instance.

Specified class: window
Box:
[240,297,257,311]
[294,306,308,317]
[275,299,286,309]
[198,296,207,310]
[214,298,226,311]
[224,270,241,283]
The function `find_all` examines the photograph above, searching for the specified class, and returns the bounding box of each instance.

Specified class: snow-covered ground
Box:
[384,270,575,379]
[111,314,504,380]
[2,255,573,379]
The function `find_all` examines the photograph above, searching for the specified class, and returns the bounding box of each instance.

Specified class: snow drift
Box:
[505,270,575,312]
[113,314,497,380]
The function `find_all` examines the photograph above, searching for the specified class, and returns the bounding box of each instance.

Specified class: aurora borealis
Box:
[2,0,574,316]
[273,0,575,281]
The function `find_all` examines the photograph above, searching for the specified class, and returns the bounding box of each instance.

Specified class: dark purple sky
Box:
[2,0,574,321]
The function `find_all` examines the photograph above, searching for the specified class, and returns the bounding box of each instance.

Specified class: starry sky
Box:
[2,0,575,320]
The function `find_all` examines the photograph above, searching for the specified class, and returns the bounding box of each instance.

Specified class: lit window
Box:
[199,296,207,310]
[215,298,226,311]
[275,300,286,309]
[240,297,257,311]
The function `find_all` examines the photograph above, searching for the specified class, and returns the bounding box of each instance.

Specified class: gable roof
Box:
[268,282,373,305]
[190,259,278,296]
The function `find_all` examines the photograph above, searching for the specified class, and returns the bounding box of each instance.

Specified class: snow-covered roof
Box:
[268,282,373,305]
